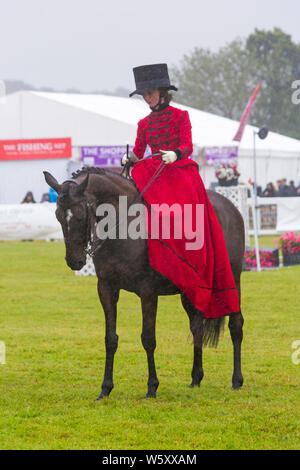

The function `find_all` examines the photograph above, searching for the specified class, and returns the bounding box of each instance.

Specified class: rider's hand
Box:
[160,150,177,164]
[122,154,129,166]
[122,151,138,166]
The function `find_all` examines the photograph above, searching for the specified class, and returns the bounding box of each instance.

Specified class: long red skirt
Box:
[131,157,240,318]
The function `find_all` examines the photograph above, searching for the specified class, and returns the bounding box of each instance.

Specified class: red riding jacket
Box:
[131,105,240,319]
[133,105,193,159]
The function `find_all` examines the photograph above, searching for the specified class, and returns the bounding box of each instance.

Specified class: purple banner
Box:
[205,146,238,165]
[81,145,130,167]
[81,145,152,167]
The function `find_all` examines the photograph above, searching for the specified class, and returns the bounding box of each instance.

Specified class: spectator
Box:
[278,178,290,197]
[258,179,300,197]
[21,191,36,203]
[41,193,50,203]
[262,183,277,197]
[288,181,297,196]
[274,179,282,193]
[49,187,58,203]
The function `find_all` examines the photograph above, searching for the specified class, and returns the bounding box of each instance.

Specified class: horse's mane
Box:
[72,166,124,180]
[71,166,138,198]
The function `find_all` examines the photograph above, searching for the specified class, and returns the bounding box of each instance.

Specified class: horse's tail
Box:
[202,317,225,348]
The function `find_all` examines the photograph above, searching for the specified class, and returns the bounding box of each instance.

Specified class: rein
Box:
[120,152,161,178]
[88,158,166,257]
[61,178,98,253]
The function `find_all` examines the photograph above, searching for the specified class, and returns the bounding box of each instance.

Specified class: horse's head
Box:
[43,171,90,271]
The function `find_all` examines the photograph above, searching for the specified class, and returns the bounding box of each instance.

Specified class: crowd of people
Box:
[260,179,300,197]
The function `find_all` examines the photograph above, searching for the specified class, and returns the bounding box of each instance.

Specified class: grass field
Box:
[0,239,299,450]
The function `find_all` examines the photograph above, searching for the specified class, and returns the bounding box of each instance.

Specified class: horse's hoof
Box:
[232,384,243,390]
[144,392,156,399]
[95,394,105,401]
[189,383,200,389]
[95,391,111,401]
[232,377,243,390]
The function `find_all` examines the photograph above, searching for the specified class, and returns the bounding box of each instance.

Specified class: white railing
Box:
[0,203,63,241]
[0,197,299,243]
[247,197,300,235]
[216,185,250,246]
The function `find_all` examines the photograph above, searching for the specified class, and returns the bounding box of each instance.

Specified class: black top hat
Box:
[129,63,178,97]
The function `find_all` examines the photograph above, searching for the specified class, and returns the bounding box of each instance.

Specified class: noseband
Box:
[62,178,98,257]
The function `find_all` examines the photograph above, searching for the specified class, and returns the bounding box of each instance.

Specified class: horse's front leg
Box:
[141,294,159,398]
[96,279,119,400]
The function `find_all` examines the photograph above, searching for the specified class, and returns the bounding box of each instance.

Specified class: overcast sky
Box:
[1,0,299,93]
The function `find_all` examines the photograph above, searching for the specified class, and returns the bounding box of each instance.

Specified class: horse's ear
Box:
[75,174,89,195]
[43,171,62,194]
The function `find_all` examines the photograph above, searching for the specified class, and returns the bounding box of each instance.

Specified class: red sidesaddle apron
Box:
[131,105,240,318]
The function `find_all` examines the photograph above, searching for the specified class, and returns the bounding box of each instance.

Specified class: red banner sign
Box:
[0,138,72,161]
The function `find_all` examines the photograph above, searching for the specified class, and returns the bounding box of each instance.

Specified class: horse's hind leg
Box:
[229,281,244,390]
[181,293,204,388]
[141,294,159,398]
[96,279,119,400]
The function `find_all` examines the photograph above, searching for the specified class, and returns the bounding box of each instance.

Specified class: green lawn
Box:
[249,234,278,247]
[0,241,299,450]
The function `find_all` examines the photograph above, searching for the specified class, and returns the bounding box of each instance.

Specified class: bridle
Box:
[62,155,166,258]
[62,179,98,257]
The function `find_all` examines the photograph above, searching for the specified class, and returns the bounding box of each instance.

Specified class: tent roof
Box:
[21,91,300,153]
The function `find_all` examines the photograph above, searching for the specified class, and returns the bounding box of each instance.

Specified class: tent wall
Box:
[0,92,136,145]
[1,91,300,199]
[0,158,69,204]
[197,149,300,189]
[238,149,300,188]
[0,92,21,138]
[0,92,138,203]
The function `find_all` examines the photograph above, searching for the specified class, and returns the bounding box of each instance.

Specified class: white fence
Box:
[0,197,299,243]
[247,197,300,235]
[0,203,62,241]
[215,185,249,247]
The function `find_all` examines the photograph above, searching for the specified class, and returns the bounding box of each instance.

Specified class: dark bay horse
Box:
[44,167,244,400]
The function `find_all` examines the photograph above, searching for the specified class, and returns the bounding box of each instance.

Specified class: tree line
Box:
[171,28,300,140]
[3,80,130,99]
[3,28,300,140]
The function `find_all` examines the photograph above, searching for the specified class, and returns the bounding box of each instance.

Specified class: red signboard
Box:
[0,138,72,161]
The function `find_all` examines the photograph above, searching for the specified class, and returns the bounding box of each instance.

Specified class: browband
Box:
[63,179,80,185]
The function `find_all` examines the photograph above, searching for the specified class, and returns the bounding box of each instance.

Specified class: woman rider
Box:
[123,64,239,319]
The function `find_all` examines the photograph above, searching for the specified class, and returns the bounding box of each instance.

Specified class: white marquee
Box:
[0,90,300,202]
